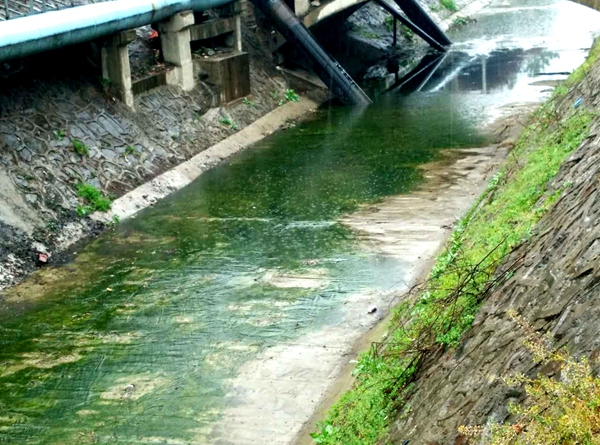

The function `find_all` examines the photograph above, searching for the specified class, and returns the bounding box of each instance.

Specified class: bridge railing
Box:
[1,0,113,21]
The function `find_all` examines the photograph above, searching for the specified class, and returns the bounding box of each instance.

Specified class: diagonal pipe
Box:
[376,0,446,52]
[392,0,450,46]
[250,0,372,106]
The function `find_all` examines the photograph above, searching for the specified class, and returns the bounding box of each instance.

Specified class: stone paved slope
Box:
[386,65,600,445]
[0,21,293,289]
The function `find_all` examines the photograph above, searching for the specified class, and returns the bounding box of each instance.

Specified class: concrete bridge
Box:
[0,0,596,107]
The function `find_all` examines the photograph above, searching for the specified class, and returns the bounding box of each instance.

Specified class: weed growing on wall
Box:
[440,0,458,12]
[76,183,112,217]
[71,139,89,157]
[459,311,600,444]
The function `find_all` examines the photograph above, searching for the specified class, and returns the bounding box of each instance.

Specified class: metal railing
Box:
[1,0,113,21]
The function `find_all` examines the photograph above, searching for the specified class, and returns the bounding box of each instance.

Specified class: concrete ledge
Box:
[131,68,173,96]
[190,17,235,41]
[303,0,369,28]
[194,51,250,103]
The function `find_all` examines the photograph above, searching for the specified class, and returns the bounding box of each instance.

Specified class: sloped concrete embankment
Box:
[0,17,325,290]
[385,56,600,444]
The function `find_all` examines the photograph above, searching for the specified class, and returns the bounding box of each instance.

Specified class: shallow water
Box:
[1,0,599,443]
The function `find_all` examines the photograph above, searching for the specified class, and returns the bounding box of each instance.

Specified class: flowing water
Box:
[1,0,599,443]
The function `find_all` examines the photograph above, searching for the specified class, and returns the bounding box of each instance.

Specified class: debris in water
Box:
[367,305,377,314]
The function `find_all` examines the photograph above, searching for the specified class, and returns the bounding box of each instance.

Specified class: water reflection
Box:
[393,47,560,94]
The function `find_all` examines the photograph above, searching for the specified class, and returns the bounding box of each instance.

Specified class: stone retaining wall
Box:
[386,60,600,445]
[0,18,296,290]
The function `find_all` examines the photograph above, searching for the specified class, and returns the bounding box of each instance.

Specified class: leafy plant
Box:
[53,130,66,140]
[124,145,137,156]
[76,205,93,217]
[401,25,414,41]
[384,16,394,32]
[106,214,120,227]
[243,97,255,108]
[219,116,238,131]
[459,311,600,444]
[357,28,380,39]
[76,183,112,215]
[384,17,414,41]
[440,0,458,12]
[270,90,280,100]
[451,16,475,30]
[71,139,89,157]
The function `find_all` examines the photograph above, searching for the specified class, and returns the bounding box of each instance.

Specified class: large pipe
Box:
[0,0,234,63]
[251,0,372,106]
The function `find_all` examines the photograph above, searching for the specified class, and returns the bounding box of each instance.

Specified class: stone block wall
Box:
[0,18,294,289]
[385,62,600,445]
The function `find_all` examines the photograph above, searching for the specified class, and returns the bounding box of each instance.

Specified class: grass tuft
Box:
[76,183,112,217]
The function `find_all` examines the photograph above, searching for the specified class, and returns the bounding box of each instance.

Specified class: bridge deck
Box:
[0,0,112,21]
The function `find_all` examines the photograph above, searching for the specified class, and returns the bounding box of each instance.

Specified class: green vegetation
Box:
[76,183,112,217]
[439,0,458,12]
[311,47,597,445]
[450,16,475,30]
[71,138,89,157]
[271,89,301,106]
[284,89,300,103]
[53,129,66,140]
[219,116,239,131]
[124,145,137,156]
[384,17,414,41]
[384,15,394,31]
[356,28,380,40]
[460,311,600,444]
[243,97,256,108]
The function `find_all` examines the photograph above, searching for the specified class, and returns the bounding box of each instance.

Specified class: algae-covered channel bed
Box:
[1,0,598,442]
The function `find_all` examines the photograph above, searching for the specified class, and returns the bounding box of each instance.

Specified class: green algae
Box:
[0,96,482,443]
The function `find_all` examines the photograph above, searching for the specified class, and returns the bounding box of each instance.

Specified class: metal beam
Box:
[376,0,446,52]
[392,0,450,46]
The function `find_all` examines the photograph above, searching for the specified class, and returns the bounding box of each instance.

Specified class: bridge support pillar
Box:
[295,0,310,16]
[159,11,195,91]
[101,30,136,109]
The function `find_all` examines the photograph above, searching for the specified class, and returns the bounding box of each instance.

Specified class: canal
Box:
[1,0,599,443]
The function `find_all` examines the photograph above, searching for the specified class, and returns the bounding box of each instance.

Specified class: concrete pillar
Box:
[233,13,243,52]
[221,1,244,52]
[101,30,136,109]
[295,0,310,16]
[159,11,195,91]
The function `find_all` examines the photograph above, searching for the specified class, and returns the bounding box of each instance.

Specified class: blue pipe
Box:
[0,0,234,63]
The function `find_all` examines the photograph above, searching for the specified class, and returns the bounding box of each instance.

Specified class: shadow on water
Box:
[388,46,560,95]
